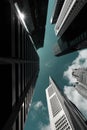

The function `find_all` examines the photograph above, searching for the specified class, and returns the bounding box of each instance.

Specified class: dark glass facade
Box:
[14,0,49,49]
[0,0,39,130]
[53,3,87,56]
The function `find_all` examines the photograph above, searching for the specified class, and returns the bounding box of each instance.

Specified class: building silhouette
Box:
[0,0,48,130]
[51,1,87,56]
[72,68,87,99]
[46,77,87,130]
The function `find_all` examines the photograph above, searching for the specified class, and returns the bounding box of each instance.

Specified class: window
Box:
[55,114,71,130]
[48,86,54,97]
[50,94,62,117]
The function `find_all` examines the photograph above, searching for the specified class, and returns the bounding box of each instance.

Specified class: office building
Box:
[46,77,87,130]
[0,0,44,130]
[51,1,87,56]
[72,68,87,99]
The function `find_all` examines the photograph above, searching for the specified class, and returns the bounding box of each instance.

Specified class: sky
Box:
[24,0,87,130]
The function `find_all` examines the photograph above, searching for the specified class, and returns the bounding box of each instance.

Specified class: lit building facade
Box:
[46,77,87,130]
[72,68,87,99]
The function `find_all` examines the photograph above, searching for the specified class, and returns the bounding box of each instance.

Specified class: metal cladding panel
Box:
[50,0,65,24]
[50,94,62,117]
[55,0,87,38]
[48,85,55,97]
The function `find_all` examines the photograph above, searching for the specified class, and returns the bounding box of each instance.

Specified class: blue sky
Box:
[24,0,87,130]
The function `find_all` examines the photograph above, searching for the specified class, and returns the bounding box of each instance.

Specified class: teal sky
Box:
[24,0,87,130]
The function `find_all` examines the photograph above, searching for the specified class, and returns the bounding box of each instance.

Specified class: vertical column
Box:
[21,27,25,130]
[11,6,16,107]
[12,121,16,130]
[21,103,24,130]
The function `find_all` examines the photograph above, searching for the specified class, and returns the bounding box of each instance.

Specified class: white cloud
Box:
[33,101,45,111]
[30,101,49,121]
[63,49,87,84]
[64,65,77,84]
[63,49,87,119]
[73,49,87,67]
[39,122,50,130]
[64,86,87,119]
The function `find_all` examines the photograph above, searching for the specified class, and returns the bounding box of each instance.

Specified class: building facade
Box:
[53,31,87,56]
[54,0,87,37]
[46,77,87,130]
[72,68,87,99]
[0,0,49,129]
[50,0,64,24]
[12,0,48,49]
[0,0,43,130]
[50,0,87,57]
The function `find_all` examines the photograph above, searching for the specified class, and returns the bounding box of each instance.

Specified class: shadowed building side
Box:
[12,0,49,49]
[54,0,87,37]
[53,34,87,56]
[0,0,40,130]
[50,1,87,57]
[53,2,87,57]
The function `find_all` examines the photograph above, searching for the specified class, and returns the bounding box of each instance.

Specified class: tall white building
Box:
[46,77,87,130]
[72,68,87,99]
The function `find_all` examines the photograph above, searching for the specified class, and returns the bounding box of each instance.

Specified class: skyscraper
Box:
[54,0,87,37]
[13,0,49,49]
[50,1,87,57]
[46,77,87,130]
[0,0,49,130]
[72,68,87,99]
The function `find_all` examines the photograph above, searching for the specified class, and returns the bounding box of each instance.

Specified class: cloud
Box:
[63,49,87,119]
[33,101,46,111]
[39,122,50,130]
[73,49,87,67]
[63,49,87,84]
[30,101,49,121]
[64,86,87,119]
